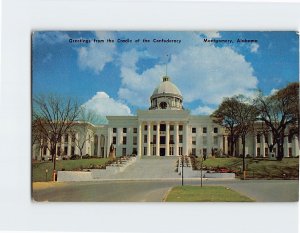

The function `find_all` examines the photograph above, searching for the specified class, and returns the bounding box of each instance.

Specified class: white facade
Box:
[32,76,299,160]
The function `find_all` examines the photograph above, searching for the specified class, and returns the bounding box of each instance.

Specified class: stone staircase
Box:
[109,156,179,179]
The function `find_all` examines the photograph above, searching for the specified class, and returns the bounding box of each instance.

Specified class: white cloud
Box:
[250,43,259,53]
[82,92,132,116]
[270,88,278,95]
[202,31,221,39]
[77,32,116,74]
[118,45,258,108]
[33,31,70,44]
[192,106,215,115]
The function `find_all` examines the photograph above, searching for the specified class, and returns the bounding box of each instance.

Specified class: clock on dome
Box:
[159,102,167,109]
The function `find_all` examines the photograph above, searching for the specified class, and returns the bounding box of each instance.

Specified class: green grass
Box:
[165,186,254,202]
[194,157,299,179]
[32,158,109,182]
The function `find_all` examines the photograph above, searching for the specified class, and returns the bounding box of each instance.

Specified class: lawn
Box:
[165,185,253,202]
[193,157,299,179]
[32,158,109,182]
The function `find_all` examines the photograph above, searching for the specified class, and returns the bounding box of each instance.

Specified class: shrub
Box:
[70,154,80,160]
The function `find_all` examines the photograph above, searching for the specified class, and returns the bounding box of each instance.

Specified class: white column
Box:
[175,123,179,156]
[218,135,223,154]
[284,136,289,157]
[183,123,189,156]
[116,128,122,157]
[238,136,243,156]
[67,134,71,156]
[224,136,228,155]
[292,136,299,157]
[97,135,101,157]
[260,134,265,157]
[107,128,112,157]
[75,133,79,154]
[137,122,142,158]
[147,122,151,156]
[156,122,160,156]
[253,134,257,157]
[104,136,107,158]
[166,122,170,156]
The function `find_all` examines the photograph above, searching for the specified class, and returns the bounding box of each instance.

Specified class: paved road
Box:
[32,179,298,202]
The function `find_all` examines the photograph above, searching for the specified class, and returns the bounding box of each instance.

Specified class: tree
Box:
[70,108,99,158]
[255,82,299,160]
[32,95,80,180]
[212,95,258,178]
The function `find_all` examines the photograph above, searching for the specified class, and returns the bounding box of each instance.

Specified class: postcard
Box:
[31,31,299,202]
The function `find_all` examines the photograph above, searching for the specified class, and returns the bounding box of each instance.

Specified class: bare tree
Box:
[32,94,80,180]
[255,82,299,160]
[70,107,99,158]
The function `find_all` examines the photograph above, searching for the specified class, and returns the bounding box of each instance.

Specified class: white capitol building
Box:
[32,76,299,160]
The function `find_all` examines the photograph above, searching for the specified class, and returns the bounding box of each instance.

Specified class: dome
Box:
[149,76,183,110]
[152,76,182,97]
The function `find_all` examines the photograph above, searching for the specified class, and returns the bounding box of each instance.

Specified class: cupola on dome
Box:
[149,76,183,110]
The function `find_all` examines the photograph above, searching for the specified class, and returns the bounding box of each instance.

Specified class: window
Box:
[132,148,137,155]
[64,146,68,155]
[289,148,292,157]
[170,147,174,155]
[123,128,127,133]
[160,124,166,131]
[192,136,196,145]
[153,135,156,144]
[192,127,196,133]
[192,148,196,156]
[113,128,117,133]
[112,136,116,144]
[133,128,137,133]
[153,147,156,155]
[265,135,268,144]
[288,135,293,143]
[179,135,183,143]
[170,125,174,131]
[179,147,183,155]
[203,136,207,145]
[257,134,261,143]
[133,136,137,145]
[71,146,75,155]
[170,135,174,144]
[203,148,207,156]
[214,127,218,133]
[257,148,261,157]
[213,136,218,145]
[71,134,76,142]
[144,135,147,143]
[122,148,126,156]
[179,125,183,131]
[144,125,148,131]
[144,147,147,156]
[64,134,68,142]
[43,147,47,155]
[265,148,268,156]
[203,127,207,133]
[153,125,157,131]
[122,136,127,145]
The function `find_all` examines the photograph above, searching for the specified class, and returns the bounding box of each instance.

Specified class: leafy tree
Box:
[212,95,258,177]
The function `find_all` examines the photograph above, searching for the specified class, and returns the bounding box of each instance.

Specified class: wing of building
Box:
[32,76,299,160]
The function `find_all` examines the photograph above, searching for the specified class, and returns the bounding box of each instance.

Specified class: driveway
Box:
[32,179,298,202]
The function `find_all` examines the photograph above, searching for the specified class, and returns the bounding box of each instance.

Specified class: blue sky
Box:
[32,31,299,122]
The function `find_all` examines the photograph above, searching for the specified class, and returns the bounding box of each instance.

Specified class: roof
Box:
[151,76,182,97]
